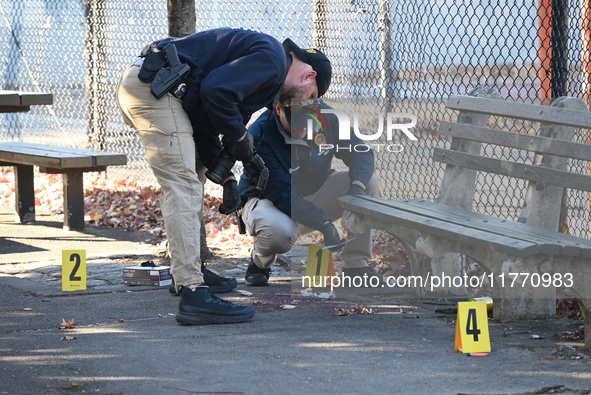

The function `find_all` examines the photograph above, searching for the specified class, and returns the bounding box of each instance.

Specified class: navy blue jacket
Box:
[239,103,375,231]
[148,28,289,167]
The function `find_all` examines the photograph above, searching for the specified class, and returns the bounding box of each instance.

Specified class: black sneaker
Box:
[169,264,238,295]
[201,263,238,293]
[342,266,385,287]
[176,286,255,325]
[245,262,270,286]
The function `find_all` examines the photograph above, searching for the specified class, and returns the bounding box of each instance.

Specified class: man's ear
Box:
[275,103,282,116]
[303,70,317,81]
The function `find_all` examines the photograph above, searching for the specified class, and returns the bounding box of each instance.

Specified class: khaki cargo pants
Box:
[116,63,205,286]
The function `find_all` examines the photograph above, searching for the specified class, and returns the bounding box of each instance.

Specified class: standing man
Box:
[117,28,332,325]
[238,94,382,287]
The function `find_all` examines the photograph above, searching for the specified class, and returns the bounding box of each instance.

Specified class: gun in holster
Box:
[145,44,190,100]
[244,154,269,190]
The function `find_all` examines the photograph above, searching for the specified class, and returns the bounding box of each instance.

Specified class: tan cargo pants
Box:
[242,171,380,269]
[116,63,205,286]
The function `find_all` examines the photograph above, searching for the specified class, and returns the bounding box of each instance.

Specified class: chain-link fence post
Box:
[2,3,23,138]
[84,0,108,150]
[581,0,591,98]
[551,0,569,98]
[379,0,393,106]
[312,0,327,50]
[538,0,552,102]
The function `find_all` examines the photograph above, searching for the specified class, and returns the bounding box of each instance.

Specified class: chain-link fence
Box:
[1,0,590,237]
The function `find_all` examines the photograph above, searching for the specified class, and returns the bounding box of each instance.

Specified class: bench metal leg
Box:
[14,164,36,223]
[62,170,84,231]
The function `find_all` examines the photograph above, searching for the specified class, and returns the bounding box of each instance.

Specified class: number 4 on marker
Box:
[466,308,480,341]
[62,250,86,291]
[455,301,490,353]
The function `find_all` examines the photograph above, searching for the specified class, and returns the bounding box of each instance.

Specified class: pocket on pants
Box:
[139,130,196,178]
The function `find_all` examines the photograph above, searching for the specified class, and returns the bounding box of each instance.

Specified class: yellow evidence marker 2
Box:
[303,245,336,288]
[62,250,86,291]
[455,301,491,353]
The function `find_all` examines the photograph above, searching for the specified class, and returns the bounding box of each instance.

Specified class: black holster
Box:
[138,44,190,99]
[137,52,166,83]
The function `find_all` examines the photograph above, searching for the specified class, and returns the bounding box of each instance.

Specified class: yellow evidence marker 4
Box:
[455,301,491,353]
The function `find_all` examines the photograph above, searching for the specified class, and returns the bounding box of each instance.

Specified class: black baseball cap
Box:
[282,38,332,97]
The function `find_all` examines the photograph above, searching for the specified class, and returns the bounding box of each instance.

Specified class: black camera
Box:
[205,149,235,185]
[205,149,269,190]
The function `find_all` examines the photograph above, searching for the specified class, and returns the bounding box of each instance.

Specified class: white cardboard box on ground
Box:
[123,266,172,286]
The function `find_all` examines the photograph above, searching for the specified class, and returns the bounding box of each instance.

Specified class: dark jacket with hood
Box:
[239,102,374,231]
[145,28,289,167]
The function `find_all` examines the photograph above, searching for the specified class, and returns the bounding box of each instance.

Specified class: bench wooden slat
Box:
[446,95,591,129]
[439,121,591,161]
[371,197,564,254]
[433,148,591,192]
[339,196,542,257]
[18,92,53,106]
[0,149,93,168]
[0,92,20,106]
[0,90,53,106]
[0,142,127,168]
[344,195,591,258]
[401,198,591,258]
[94,154,127,167]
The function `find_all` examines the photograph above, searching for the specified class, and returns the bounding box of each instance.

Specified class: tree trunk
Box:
[167,0,195,38]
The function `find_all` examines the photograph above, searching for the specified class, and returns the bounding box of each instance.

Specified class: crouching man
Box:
[239,90,382,287]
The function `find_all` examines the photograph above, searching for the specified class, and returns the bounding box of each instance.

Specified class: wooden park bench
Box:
[0,90,53,113]
[339,87,591,349]
[0,142,127,231]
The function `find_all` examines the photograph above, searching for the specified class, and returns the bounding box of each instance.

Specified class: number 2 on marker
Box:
[62,250,86,291]
[69,253,82,281]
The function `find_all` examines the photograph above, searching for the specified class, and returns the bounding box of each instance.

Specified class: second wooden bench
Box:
[340,87,591,349]
[0,142,127,231]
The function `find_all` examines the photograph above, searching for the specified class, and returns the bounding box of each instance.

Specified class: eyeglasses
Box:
[281,99,323,130]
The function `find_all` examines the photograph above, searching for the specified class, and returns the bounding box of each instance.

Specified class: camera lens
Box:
[205,149,235,185]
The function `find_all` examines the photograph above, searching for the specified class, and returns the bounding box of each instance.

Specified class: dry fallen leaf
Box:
[336,304,377,316]
[60,318,75,329]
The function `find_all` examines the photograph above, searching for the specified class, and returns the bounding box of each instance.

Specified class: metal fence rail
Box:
[1,0,590,237]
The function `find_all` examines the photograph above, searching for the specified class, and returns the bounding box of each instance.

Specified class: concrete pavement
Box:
[1,207,590,395]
